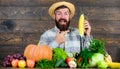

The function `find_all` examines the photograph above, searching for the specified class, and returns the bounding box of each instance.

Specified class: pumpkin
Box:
[24,44,52,62]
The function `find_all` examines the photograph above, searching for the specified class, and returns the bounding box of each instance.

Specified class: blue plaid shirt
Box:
[40,26,93,57]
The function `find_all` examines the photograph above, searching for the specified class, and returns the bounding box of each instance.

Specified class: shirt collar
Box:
[54,26,73,33]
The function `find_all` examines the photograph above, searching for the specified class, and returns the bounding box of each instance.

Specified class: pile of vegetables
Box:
[35,39,108,68]
[76,39,108,68]
[3,38,110,68]
[25,39,108,68]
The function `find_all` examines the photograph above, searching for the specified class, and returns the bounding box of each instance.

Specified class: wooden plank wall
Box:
[0,0,120,66]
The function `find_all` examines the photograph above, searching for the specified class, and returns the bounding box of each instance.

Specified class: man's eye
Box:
[57,13,61,15]
[56,13,61,15]
[65,12,69,15]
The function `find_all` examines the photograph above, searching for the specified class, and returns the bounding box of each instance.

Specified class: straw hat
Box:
[48,1,75,19]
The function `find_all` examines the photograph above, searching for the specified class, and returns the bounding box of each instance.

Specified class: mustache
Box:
[58,18,67,22]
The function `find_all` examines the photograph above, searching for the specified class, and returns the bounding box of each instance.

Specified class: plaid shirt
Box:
[40,26,93,57]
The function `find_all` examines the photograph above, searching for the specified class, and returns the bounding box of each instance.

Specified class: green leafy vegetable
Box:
[77,49,93,68]
[89,39,106,55]
[52,48,68,64]
[35,59,54,68]
[55,58,65,67]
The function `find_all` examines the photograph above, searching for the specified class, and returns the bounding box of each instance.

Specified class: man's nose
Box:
[61,14,65,18]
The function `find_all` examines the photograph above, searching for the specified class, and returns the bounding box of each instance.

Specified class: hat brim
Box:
[48,1,75,19]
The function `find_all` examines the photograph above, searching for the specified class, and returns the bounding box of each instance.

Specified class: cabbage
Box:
[89,53,104,67]
[97,60,108,68]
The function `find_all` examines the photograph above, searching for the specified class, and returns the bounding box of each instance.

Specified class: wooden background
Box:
[0,0,120,66]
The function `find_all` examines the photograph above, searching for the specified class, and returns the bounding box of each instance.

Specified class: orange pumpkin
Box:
[24,44,52,62]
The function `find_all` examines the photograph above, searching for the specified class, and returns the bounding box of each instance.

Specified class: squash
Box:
[24,44,52,62]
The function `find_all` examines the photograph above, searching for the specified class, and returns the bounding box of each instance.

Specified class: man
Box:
[40,1,92,57]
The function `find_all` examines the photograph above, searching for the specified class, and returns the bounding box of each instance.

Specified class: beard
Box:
[55,18,70,31]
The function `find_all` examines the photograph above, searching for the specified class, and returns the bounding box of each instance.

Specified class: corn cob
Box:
[78,14,84,37]
[107,62,120,68]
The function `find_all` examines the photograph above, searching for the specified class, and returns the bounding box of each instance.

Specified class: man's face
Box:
[55,8,71,31]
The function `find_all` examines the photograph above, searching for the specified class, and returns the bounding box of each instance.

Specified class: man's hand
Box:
[55,30,69,45]
[84,20,91,36]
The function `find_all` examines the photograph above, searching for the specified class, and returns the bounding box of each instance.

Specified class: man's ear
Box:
[70,15,72,19]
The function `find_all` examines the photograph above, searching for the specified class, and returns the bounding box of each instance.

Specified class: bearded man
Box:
[40,1,92,57]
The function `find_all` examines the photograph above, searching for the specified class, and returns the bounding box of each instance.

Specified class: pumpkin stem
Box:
[37,41,40,46]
